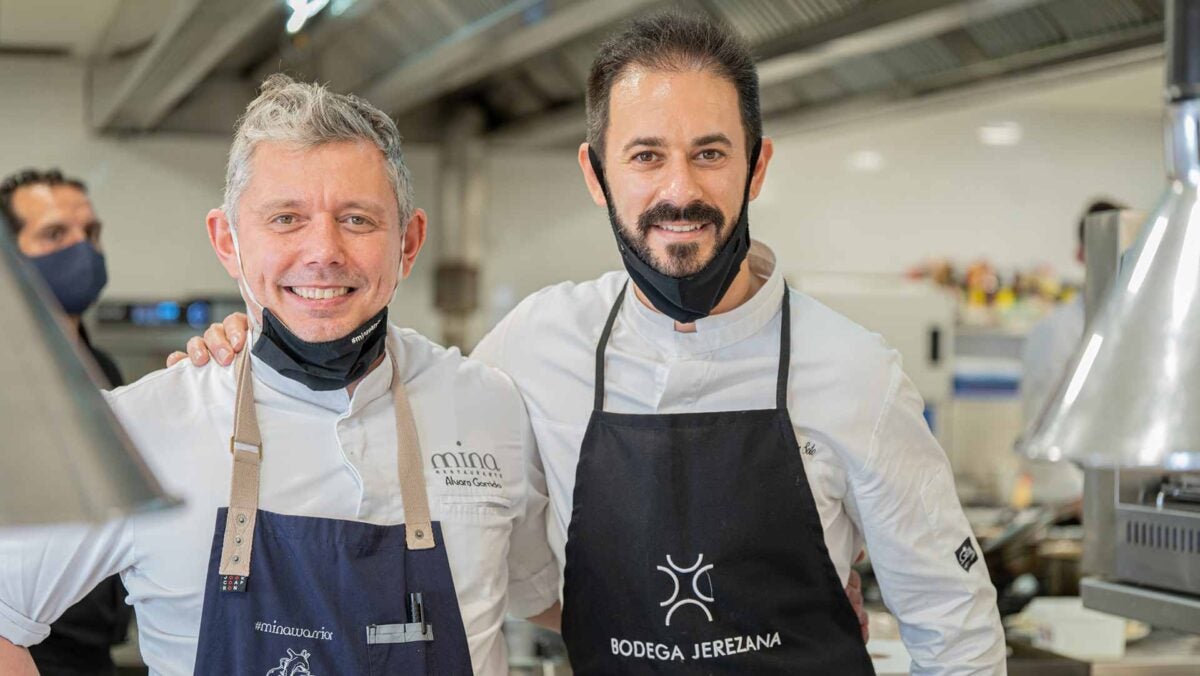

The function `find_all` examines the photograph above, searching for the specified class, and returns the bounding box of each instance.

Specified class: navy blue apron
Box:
[561,284,875,674]
[193,351,472,674]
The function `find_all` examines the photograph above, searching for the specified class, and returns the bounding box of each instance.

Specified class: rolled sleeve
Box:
[505,401,560,618]
[0,519,134,647]
[0,596,49,647]
[852,364,1006,675]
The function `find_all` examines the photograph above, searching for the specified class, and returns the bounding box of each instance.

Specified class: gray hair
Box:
[224,74,414,227]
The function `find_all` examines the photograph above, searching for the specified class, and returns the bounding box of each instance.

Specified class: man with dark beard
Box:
[179,13,1004,675]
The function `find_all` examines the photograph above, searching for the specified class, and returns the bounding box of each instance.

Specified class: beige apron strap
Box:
[217,350,262,590]
[390,354,435,551]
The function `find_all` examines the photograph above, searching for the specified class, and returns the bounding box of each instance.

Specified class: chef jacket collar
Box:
[246,326,400,415]
[624,239,784,358]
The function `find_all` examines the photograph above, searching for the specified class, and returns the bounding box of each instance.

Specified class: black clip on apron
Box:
[561,284,875,675]
[193,350,473,675]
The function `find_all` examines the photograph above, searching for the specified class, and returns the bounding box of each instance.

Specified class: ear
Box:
[578,142,608,208]
[748,137,775,202]
[400,208,428,279]
[206,208,241,280]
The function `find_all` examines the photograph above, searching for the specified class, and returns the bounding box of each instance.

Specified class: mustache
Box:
[636,201,726,235]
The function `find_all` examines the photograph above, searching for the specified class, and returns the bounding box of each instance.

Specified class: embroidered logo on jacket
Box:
[431,441,504,490]
[657,554,715,627]
[265,648,314,676]
[956,537,980,572]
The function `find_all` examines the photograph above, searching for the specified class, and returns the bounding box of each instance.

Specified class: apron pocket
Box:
[365,622,432,676]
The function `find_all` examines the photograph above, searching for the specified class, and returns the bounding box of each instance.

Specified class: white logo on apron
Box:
[265,648,314,676]
[657,554,715,626]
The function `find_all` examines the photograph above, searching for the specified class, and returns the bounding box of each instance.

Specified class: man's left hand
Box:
[846,568,869,643]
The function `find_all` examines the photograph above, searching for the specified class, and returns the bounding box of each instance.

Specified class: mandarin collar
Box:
[247,327,401,415]
[622,240,784,358]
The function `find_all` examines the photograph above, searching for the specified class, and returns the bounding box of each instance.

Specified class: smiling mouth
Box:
[286,286,355,300]
[653,222,708,233]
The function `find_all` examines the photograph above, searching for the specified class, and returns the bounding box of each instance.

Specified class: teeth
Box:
[291,287,350,300]
[658,223,704,233]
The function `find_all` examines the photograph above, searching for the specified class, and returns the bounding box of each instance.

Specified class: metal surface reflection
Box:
[0,210,177,525]
[1021,91,1200,469]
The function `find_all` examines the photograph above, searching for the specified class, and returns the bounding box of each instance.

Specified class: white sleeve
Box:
[504,389,559,618]
[851,365,1006,675]
[471,307,516,370]
[0,518,135,646]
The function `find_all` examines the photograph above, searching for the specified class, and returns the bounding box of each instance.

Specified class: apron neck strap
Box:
[389,353,436,550]
[218,343,435,588]
[218,350,264,588]
[777,287,791,411]
[594,282,792,413]
[594,282,628,411]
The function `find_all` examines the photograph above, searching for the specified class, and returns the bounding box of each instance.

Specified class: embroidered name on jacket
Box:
[431,441,504,490]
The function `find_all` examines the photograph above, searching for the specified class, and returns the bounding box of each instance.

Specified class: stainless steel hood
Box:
[1021,0,1200,471]
[0,211,177,525]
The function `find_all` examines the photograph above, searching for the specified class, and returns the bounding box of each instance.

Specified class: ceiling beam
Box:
[361,0,660,117]
[765,43,1164,139]
[89,0,280,132]
[756,0,1050,89]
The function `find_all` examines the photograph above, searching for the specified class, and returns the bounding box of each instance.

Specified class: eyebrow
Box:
[623,136,665,152]
[622,133,734,153]
[258,199,304,212]
[257,199,387,214]
[339,200,387,214]
[693,133,733,147]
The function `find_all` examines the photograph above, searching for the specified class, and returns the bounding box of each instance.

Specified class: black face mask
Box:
[252,307,388,391]
[588,138,763,324]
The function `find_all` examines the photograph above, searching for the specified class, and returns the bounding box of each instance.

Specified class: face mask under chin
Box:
[250,306,389,391]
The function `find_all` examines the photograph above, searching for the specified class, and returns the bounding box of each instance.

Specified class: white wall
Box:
[0,56,232,296]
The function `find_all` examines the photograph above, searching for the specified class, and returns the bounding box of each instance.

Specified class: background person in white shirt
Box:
[184,13,1002,674]
[1019,199,1126,506]
[0,75,557,675]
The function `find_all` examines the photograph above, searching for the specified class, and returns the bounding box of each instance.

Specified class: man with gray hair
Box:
[0,74,558,675]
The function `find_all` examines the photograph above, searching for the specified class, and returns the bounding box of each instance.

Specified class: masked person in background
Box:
[184,13,1002,675]
[0,169,130,676]
[0,75,559,675]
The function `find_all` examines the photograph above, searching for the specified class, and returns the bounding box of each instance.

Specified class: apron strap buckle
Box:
[406,522,435,550]
[229,438,261,458]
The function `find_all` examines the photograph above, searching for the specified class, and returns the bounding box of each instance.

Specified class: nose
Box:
[303,215,348,268]
[61,227,88,249]
[656,155,704,208]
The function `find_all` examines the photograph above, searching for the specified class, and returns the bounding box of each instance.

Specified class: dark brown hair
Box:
[0,169,88,233]
[586,12,761,159]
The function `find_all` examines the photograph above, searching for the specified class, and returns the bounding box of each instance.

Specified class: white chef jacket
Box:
[1019,297,1086,503]
[472,241,1006,675]
[0,326,558,676]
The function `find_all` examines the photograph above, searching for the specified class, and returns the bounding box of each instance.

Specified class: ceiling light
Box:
[286,0,330,34]
[846,150,884,172]
[978,122,1022,146]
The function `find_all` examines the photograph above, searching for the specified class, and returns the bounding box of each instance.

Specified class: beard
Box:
[614,200,729,278]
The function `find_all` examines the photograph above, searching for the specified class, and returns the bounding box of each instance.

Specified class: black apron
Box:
[561,284,875,675]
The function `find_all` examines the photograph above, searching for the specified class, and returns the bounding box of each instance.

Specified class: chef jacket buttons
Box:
[237,514,247,525]
[234,536,243,545]
[415,529,425,539]
[232,555,240,563]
